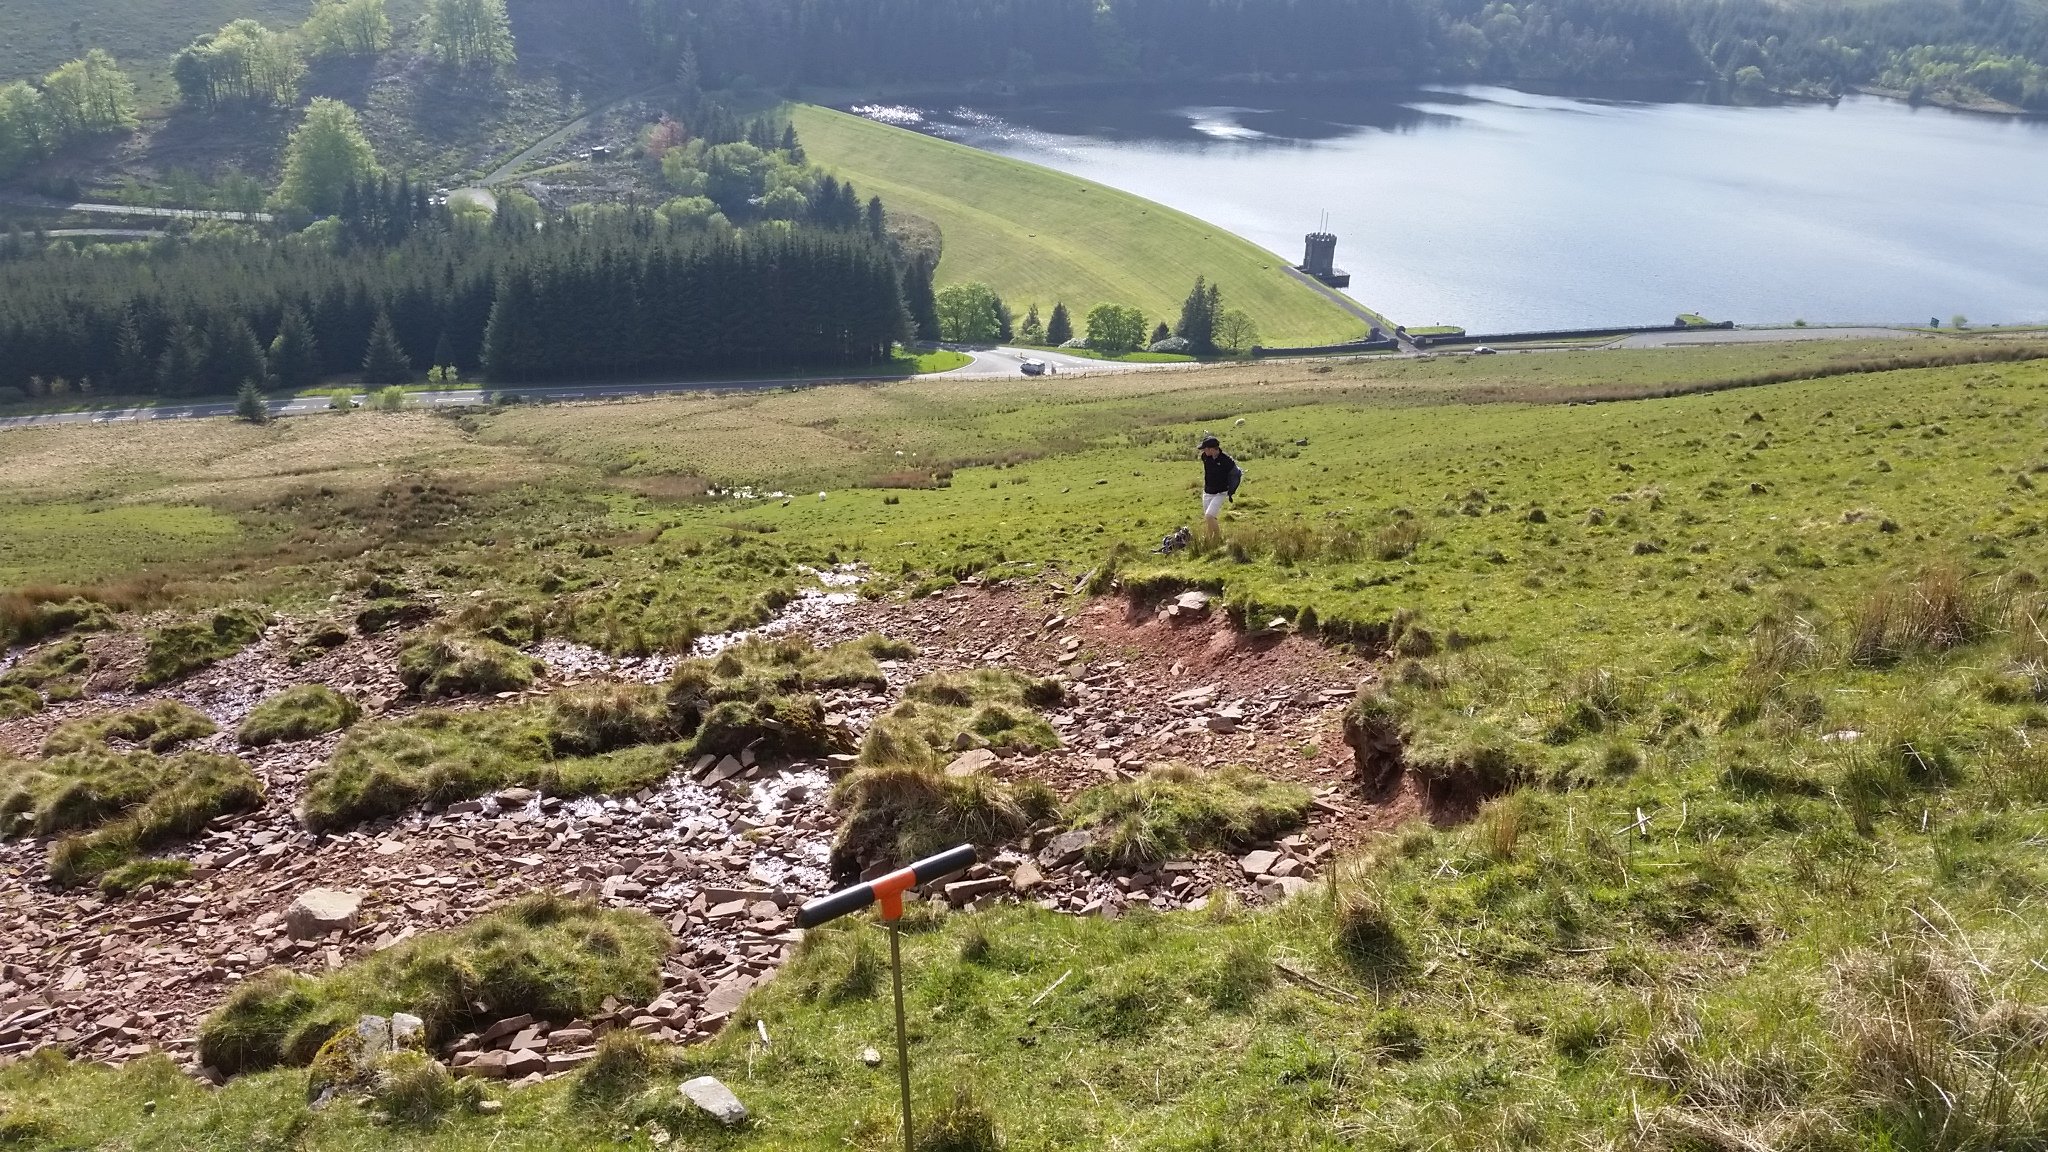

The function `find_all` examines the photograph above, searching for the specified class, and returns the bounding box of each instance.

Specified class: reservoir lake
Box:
[854,87,2048,332]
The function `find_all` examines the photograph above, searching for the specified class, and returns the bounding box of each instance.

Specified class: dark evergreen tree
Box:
[112,312,152,394]
[866,195,886,243]
[361,310,412,384]
[1151,320,1172,346]
[156,323,204,397]
[1046,302,1073,345]
[234,379,269,423]
[1020,303,1043,343]
[1175,275,1218,354]
[903,257,941,342]
[994,294,1014,342]
[212,316,268,395]
[269,305,322,392]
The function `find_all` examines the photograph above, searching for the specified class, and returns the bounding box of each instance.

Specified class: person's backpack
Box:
[1227,461,1244,498]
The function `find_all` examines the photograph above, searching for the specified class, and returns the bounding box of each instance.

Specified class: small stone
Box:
[944,877,1008,905]
[1240,850,1280,877]
[679,1076,748,1126]
[477,1099,503,1114]
[944,749,998,778]
[496,787,536,805]
[504,1049,548,1077]
[391,1013,425,1049]
[861,1047,882,1068]
[1009,860,1045,893]
[478,1014,534,1044]
[704,756,745,786]
[285,889,363,941]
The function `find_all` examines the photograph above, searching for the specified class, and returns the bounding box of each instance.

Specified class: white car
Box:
[1020,358,1048,376]
[1472,346,1498,355]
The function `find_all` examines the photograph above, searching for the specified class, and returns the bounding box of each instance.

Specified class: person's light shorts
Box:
[1203,492,1228,519]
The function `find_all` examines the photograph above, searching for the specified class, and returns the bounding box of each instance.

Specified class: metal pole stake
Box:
[891,920,914,1152]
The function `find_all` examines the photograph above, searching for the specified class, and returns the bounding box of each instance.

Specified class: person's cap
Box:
[1200,436,1220,449]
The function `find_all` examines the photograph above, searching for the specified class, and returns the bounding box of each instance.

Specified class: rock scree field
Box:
[4,333,2048,1149]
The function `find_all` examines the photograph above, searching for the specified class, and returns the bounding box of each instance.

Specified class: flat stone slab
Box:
[285,889,363,941]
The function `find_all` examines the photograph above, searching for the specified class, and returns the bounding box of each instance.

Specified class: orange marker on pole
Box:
[797,844,977,1152]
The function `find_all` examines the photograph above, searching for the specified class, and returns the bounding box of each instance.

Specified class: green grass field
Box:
[791,105,1369,350]
[10,335,2048,1149]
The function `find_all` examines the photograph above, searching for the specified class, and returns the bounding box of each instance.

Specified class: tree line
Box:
[927,276,1259,356]
[621,0,2048,106]
[0,209,912,401]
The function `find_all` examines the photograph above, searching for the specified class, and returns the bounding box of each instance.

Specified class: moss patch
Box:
[196,895,667,1077]
[237,685,362,747]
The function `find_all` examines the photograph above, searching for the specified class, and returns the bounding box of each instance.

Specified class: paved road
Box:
[1614,325,1921,349]
[45,228,164,239]
[0,192,271,223]
[0,347,1181,431]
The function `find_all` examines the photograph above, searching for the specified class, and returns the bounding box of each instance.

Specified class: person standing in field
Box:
[1200,435,1242,536]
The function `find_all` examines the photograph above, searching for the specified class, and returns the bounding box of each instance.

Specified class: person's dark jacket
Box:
[1203,450,1241,496]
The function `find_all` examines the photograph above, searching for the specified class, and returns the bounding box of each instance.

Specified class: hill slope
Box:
[791,104,1370,348]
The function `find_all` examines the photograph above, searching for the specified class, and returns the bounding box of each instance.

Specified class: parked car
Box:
[1472,346,1498,355]
[1020,358,1048,376]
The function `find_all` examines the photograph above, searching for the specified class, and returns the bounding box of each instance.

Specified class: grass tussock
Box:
[197,894,667,1077]
[299,703,678,832]
[237,685,362,746]
[41,700,216,756]
[3,749,265,886]
[137,605,270,688]
[829,763,1053,880]
[0,592,118,649]
[396,631,540,700]
[860,668,1064,768]
[1846,562,1997,667]
[1062,763,1311,866]
[96,857,194,897]
[0,637,90,699]
[666,633,911,759]
[0,683,40,719]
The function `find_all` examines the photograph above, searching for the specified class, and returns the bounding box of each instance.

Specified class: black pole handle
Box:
[796,844,978,928]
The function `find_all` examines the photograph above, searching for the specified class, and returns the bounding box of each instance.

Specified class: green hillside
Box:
[791,104,1370,348]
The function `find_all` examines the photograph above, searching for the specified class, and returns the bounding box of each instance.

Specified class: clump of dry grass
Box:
[1846,562,1996,668]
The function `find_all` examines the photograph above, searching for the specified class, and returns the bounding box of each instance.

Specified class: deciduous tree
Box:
[425,0,517,71]
[276,99,383,216]
[305,0,392,57]
[1086,302,1147,356]
[936,282,1002,343]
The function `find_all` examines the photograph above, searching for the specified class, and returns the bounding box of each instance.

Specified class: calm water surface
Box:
[857,87,2048,331]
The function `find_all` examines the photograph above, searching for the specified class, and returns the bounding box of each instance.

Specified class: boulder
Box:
[1239,850,1280,877]
[680,1076,749,1126]
[286,889,363,940]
